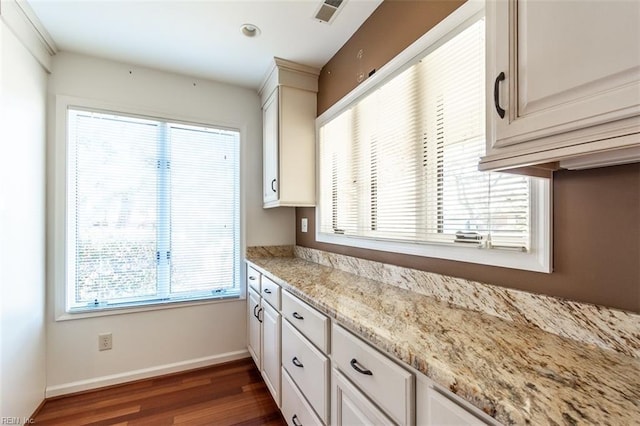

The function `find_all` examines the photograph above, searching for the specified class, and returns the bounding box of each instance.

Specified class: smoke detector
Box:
[314,0,346,24]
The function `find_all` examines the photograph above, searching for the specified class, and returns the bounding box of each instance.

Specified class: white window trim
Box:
[52,95,247,321]
[315,1,552,273]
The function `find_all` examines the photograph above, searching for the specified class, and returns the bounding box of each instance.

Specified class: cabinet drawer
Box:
[281,367,323,426]
[261,275,281,310]
[426,389,487,426]
[282,291,329,353]
[282,321,330,424]
[332,368,394,426]
[247,265,261,292]
[332,324,414,425]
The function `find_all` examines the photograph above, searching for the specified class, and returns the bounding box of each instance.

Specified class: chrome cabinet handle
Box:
[249,275,256,281]
[292,414,302,426]
[494,72,506,119]
[292,357,304,368]
[263,288,272,294]
[350,358,373,375]
[257,308,263,323]
[271,178,277,193]
[253,304,259,319]
[292,312,304,320]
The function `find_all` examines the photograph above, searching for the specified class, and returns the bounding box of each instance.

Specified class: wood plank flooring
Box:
[33,358,286,426]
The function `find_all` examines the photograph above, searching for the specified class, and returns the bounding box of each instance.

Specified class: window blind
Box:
[318,17,532,251]
[67,109,240,310]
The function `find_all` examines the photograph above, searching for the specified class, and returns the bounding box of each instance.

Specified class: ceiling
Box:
[27,0,383,89]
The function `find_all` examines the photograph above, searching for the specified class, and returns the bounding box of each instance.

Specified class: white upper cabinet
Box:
[259,58,320,208]
[481,0,640,171]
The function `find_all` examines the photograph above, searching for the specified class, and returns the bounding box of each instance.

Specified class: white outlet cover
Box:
[301,218,308,233]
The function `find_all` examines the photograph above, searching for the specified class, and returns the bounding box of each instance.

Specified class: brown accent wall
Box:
[298,0,640,312]
[317,0,466,115]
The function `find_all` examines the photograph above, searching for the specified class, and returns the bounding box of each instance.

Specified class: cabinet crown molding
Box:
[259,57,320,101]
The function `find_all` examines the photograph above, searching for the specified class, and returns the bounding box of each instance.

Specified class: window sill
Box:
[56,294,244,322]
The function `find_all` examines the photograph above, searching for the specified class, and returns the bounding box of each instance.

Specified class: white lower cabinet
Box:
[262,301,281,407]
[282,320,330,424]
[332,368,394,426]
[425,390,487,426]
[247,288,262,369]
[281,367,323,426]
[416,375,497,426]
[332,324,414,425]
[247,262,501,426]
[245,262,281,407]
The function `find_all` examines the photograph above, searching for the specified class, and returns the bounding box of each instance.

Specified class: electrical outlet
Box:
[98,333,112,351]
[301,217,308,233]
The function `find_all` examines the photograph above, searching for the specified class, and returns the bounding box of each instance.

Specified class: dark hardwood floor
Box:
[33,358,286,425]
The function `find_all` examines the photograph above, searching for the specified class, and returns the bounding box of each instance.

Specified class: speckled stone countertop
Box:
[246,255,640,425]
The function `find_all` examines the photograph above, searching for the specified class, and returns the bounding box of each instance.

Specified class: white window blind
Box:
[67,108,240,311]
[318,17,533,253]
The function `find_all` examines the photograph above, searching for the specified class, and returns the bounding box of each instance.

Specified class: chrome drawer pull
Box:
[249,275,256,280]
[292,357,304,368]
[292,312,304,320]
[350,358,373,375]
[263,288,272,294]
[292,414,302,426]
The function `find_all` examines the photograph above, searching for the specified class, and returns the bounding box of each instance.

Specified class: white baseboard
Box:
[45,349,250,398]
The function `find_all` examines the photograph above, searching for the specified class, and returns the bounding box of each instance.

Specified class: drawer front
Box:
[261,275,281,310]
[247,264,261,292]
[332,324,414,425]
[282,320,330,424]
[332,368,394,426]
[427,389,487,426]
[281,368,323,426]
[282,291,329,353]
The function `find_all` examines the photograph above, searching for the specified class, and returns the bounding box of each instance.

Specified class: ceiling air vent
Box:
[314,0,346,24]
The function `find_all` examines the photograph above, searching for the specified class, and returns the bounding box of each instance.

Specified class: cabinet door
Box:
[425,388,487,426]
[332,369,393,426]
[262,301,281,407]
[487,0,640,153]
[247,288,262,370]
[263,88,279,205]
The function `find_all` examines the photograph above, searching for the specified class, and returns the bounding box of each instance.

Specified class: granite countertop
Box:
[246,255,640,425]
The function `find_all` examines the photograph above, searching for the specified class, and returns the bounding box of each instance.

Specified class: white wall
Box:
[0,19,48,417]
[46,52,295,396]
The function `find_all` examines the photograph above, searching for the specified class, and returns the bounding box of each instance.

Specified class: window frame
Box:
[53,95,246,321]
[315,2,552,273]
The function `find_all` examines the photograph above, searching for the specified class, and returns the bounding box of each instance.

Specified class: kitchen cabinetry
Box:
[262,300,281,405]
[259,58,320,208]
[248,287,261,369]
[280,290,330,424]
[246,264,281,406]
[480,0,640,171]
[332,368,393,426]
[331,324,414,425]
[246,260,502,425]
[281,367,323,426]
[416,374,497,426]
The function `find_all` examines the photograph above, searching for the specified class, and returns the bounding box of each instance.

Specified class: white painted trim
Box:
[53,94,248,320]
[560,145,640,170]
[45,350,250,398]
[0,0,56,71]
[13,0,57,54]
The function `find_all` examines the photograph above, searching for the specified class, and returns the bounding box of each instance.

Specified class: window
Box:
[66,107,241,311]
[317,8,551,272]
